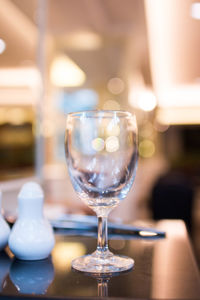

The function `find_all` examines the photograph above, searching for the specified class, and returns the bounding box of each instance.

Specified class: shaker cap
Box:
[18,182,44,199]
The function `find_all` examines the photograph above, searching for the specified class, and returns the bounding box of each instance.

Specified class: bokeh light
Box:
[103,99,121,110]
[138,90,157,111]
[139,139,155,158]
[105,136,119,152]
[52,242,86,272]
[107,77,125,95]
[154,120,170,132]
[140,122,154,138]
[92,137,105,151]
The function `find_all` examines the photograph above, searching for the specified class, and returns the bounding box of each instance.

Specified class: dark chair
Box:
[151,171,194,231]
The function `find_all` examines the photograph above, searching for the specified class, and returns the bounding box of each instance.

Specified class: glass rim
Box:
[66,110,136,119]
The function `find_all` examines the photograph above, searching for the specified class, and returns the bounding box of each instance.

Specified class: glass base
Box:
[71,250,134,274]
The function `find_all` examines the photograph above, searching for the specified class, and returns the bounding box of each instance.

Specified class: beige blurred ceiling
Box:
[47,0,150,86]
[0,0,150,88]
[0,0,200,93]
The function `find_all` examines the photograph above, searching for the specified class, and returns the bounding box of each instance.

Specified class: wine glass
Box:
[65,110,138,273]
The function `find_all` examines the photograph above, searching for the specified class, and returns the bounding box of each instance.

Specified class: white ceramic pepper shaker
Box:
[0,191,10,251]
[8,182,55,260]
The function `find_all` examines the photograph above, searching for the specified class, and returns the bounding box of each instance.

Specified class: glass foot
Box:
[71,250,134,274]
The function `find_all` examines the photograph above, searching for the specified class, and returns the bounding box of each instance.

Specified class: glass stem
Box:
[97,216,108,254]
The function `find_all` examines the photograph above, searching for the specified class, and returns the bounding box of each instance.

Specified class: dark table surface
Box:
[0,219,200,300]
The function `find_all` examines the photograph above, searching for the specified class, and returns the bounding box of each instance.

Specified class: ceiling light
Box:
[156,107,200,125]
[0,38,6,54]
[0,67,41,88]
[129,87,157,112]
[191,2,200,19]
[50,55,86,87]
[138,90,157,111]
[157,85,200,108]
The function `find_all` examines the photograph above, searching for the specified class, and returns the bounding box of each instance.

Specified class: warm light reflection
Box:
[52,242,86,271]
[50,55,86,87]
[0,38,6,54]
[152,221,187,299]
[139,140,155,158]
[107,78,125,95]
[105,136,119,152]
[92,137,105,152]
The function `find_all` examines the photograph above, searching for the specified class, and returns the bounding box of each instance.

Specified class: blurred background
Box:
[0,0,200,265]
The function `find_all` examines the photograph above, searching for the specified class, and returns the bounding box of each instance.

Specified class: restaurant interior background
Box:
[0,0,200,266]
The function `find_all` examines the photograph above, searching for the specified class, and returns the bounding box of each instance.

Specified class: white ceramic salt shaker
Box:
[0,191,10,251]
[8,182,55,260]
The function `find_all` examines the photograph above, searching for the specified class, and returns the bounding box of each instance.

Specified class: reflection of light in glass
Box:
[103,100,120,110]
[105,136,119,152]
[92,138,105,151]
[107,78,125,95]
[138,90,157,111]
[139,140,155,158]
[52,242,86,271]
[50,55,86,87]
[0,39,6,54]
[191,2,200,19]
[106,123,120,136]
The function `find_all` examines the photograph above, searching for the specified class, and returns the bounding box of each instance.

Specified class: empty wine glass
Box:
[65,110,138,273]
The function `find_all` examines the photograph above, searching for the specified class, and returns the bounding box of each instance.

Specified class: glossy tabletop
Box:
[1,220,200,300]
